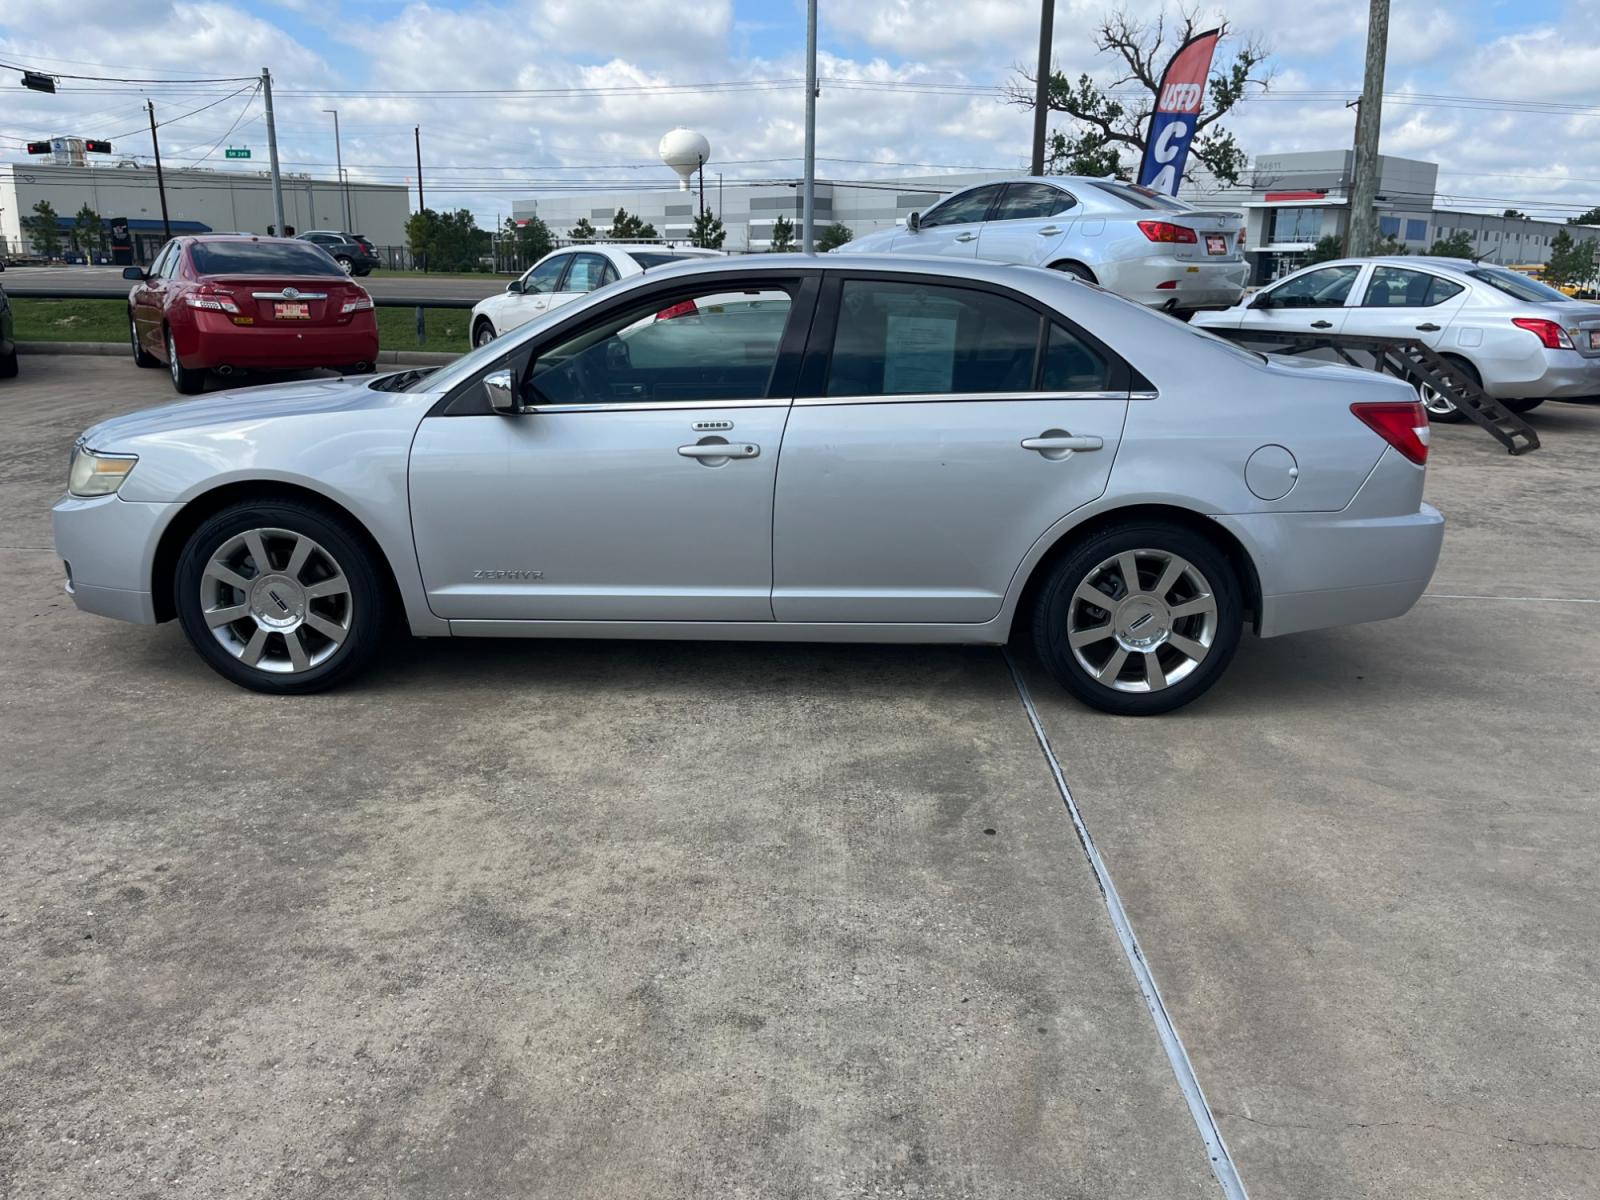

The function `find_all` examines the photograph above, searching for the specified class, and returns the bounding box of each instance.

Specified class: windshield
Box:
[1088,181,1188,212]
[1466,267,1570,304]
[192,241,344,276]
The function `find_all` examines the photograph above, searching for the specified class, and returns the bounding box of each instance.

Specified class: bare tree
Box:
[1008,6,1273,185]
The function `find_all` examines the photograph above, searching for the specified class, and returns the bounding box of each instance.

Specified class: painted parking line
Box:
[1422,592,1600,604]
[1004,651,1250,1200]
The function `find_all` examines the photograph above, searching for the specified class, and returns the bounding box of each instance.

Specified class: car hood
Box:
[81,374,425,450]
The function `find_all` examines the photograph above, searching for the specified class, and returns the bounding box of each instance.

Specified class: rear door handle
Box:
[1310,320,1333,329]
[1415,322,1441,332]
[678,442,760,459]
[1021,434,1103,453]
[955,233,977,243]
[1037,226,1061,236]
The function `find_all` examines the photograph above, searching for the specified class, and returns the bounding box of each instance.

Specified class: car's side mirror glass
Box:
[122,266,147,282]
[506,279,523,294]
[1248,292,1274,309]
[484,368,522,414]
[906,211,921,233]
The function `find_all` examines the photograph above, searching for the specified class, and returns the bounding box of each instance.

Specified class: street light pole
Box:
[802,0,817,253]
[324,108,351,230]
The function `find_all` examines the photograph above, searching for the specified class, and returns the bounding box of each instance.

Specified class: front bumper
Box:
[52,493,181,625]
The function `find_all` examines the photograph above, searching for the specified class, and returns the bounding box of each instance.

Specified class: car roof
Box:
[1299,256,1482,274]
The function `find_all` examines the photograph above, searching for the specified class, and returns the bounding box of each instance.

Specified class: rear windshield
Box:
[1087,181,1188,212]
[626,251,704,269]
[191,241,344,277]
[1466,267,1569,304]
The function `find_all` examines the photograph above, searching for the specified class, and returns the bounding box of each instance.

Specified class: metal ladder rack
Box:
[1210,330,1539,456]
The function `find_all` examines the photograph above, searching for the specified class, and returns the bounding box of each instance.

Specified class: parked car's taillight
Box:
[341,291,375,314]
[1510,317,1573,350]
[184,288,239,313]
[1236,227,1247,246]
[1136,220,1198,244]
[656,299,698,321]
[1351,401,1430,465]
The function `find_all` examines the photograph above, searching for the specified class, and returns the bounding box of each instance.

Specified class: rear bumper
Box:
[1492,350,1600,400]
[1104,256,1249,310]
[178,313,379,369]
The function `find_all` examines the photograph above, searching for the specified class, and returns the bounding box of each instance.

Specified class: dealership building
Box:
[0,160,411,262]
[513,149,1599,278]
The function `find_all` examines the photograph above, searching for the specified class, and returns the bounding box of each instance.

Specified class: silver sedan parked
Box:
[53,255,1442,714]
[837,176,1249,317]
[1193,256,1600,420]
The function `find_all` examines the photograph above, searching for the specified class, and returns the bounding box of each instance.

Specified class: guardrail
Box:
[4,286,474,348]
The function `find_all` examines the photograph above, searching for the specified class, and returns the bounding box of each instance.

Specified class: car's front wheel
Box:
[1032,523,1243,715]
[174,500,391,694]
[165,327,206,394]
[473,319,497,347]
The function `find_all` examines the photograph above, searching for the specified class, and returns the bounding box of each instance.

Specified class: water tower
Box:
[659,128,711,192]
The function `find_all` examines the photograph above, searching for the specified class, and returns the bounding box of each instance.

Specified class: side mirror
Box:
[906,211,921,233]
[484,368,521,414]
[123,266,147,282]
[506,278,523,294]
[1247,292,1273,310]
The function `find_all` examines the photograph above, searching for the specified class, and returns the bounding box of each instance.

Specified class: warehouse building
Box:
[1,160,411,263]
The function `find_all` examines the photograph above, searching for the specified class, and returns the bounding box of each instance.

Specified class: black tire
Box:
[174,499,391,695]
[472,319,497,348]
[130,312,159,368]
[1049,260,1097,283]
[1418,356,1479,424]
[335,255,354,274]
[0,347,17,379]
[1032,522,1243,716]
[1504,397,1545,414]
[165,327,206,394]
[354,266,372,277]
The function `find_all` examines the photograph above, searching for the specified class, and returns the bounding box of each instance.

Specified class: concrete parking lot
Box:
[2,355,1596,1199]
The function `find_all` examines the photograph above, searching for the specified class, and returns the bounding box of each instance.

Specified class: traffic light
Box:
[25,140,51,155]
[85,140,111,154]
[21,71,56,94]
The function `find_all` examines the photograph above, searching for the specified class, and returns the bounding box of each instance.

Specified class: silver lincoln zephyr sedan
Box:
[53,255,1444,715]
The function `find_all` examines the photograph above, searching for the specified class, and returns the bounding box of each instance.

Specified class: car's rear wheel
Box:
[1032,523,1243,715]
[1417,356,1479,424]
[130,313,159,367]
[1504,397,1545,414]
[174,500,390,694]
[165,327,206,394]
[1049,260,1097,283]
[0,347,17,379]
[473,319,497,347]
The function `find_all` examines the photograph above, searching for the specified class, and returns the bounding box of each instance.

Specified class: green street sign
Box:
[224,148,251,159]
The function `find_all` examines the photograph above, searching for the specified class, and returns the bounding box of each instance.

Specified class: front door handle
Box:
[1022,433,1103,456]
[1310,319,1333,329]
[955,233,977,243]
[1037,226,1061,236]
[1415,322,1441,332]
[678,441,759,460]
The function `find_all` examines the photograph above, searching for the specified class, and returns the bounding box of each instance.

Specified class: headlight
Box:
[68,445,139,497]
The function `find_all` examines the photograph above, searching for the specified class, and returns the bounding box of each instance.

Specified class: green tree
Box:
[1427,229,1476,259]
[607,207,657,240]
[769,214,796,252]
[22,200,61,257]
[1376,234,1409,257]
[569,217,597,242]
[1568,206,1600,227]
[689,209,726,249]
[503,214,552,267]
[1303,234,1345,265]
[817,221,854,252]
[1009,9,1273,186]
[1502,208,1526,219]
[72,204,104,256]
[1544,229,1596,288]
[405,207,485,272]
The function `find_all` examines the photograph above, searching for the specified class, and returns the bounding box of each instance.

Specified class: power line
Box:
[185,83,261,167]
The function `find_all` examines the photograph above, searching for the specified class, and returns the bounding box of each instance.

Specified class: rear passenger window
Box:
[825,280,1042,396]
[1041,324,1111,391]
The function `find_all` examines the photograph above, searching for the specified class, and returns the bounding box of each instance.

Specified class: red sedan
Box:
[125,235,380,394]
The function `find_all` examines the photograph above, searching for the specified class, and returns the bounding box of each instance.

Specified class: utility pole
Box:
[414,126,425,212]
[324,108,350,230]
[261,68,286,237]
[802,0,817,253]
[1030,0,1055,175]
[697,154,706,219]
[1346,0,1389,256]
[146,101,171,241]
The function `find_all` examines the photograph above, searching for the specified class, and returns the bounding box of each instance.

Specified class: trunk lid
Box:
[1170,210,1245,262]
[1545,301,1600,356]
[203,274,365,327]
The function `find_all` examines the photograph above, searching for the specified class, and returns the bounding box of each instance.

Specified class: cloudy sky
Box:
[3,0,1599,227]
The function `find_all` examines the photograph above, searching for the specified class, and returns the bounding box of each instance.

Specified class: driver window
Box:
[523,256,569,295]
[1266,265,1361,308]
[919,186,1001,229]
[160,245,185,279]
[526,285,795,407]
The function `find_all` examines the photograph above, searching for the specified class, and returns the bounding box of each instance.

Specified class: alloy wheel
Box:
[1419,382,1457,417]
[199,527,353,673]
[167,330,181,386]
[130,317,140,360]
[474,323,496,347]
[1065,548,1219,693]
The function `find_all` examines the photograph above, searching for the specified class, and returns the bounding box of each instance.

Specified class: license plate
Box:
[1205,235,1228,256]
[1589,330,1600,350]
[274,302,310,320]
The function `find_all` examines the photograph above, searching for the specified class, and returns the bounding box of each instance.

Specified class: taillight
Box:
[1351,400,1430,465]
[656,299,698,321]
[1236,227,1247,246]
[1137,220,1197,244]
[184,287,239,313]
[341,291,375,314]
[1510,317,1573,349]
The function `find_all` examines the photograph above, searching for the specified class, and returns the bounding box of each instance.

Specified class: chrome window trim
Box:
[1130,389,1159,401]
[793,389,1136,408]
[524,398,790,414]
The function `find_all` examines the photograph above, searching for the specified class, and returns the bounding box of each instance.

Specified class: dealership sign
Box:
[1136,28,1222,196]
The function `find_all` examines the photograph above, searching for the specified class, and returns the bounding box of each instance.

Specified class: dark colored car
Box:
[0,266,17,379]
[125,235,379,394]
[296,230,381,276]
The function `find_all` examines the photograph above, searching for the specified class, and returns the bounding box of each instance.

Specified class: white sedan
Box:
[470,244,723,346]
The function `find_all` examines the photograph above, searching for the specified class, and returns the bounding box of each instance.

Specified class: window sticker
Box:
[884,314,959,393]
